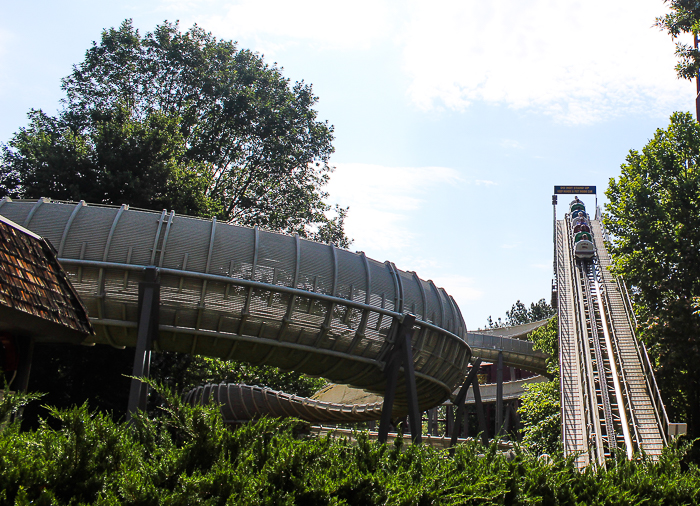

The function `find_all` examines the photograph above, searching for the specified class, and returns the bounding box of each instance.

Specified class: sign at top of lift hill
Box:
[554,185,596,195]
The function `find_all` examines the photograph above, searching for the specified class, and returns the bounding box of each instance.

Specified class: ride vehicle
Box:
[569,199,594,259]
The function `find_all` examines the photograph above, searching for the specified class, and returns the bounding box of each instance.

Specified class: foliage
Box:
[5,19,348,424]
[1,107,220,217]
[656,0,700,80]
[2,388,700,504]
[0,19,349,247]
[605,112,700,436]
[0,384,43,427]
[149,352,327,398]
[22,343,134,429]
[22,344,326,429]
[528,315,559,374]
[486,298,555,329]
[518,316,561,456]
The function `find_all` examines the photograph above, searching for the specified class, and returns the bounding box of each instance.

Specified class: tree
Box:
[485,298,555,329]
[518,316,561,455]
[605,111,700,436]
[1,19,349,247]
[9,20,346,424]
[656,0,700,81]
[2,107,218,217]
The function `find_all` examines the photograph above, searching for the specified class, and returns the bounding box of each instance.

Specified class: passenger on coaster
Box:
[575,231,592,243]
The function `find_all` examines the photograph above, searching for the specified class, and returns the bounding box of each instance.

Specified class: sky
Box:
[0,0,694,330]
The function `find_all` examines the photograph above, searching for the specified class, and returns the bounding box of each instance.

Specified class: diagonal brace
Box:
[378,314,421,444]
[450,358,482,448]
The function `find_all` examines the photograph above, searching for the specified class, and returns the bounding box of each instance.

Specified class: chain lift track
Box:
[557,214,667,469]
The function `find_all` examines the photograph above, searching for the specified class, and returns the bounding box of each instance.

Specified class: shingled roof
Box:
[0,214,93,343]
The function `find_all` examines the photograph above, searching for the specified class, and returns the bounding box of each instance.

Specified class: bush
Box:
[1,383,700,504]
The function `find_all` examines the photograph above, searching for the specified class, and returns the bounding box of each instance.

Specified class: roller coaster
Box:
[0,196,682,465]
[556,198,682,469]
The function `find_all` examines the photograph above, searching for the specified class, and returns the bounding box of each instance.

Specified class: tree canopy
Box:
[0,19,349,247]
[7,20,347,423]
[656,0,700,80]
[605,111,700,436]
[485,298,555,329]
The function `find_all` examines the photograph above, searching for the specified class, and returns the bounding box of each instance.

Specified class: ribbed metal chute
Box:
[0,199,470,412]
[184,383,385,424]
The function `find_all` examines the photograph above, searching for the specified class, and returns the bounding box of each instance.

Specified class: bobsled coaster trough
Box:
[0,199,471,412]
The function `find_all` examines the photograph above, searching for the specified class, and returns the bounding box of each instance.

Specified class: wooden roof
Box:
[0,215,93,342]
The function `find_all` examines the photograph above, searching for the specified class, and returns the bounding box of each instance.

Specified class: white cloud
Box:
[500,243,520,250]
[430,274,484,304]
[500,139,524,149]
[475,179,496,186]
[157,0,691,124]
[401,0,692,124]
[325,163,461,252]
[187,0,395,52]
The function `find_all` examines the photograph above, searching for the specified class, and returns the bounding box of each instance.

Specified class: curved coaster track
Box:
[0,198,471,414]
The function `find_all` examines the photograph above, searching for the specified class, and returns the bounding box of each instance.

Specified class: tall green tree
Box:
[605,111,700,436]
[656,0,700,80]
[7,20,346,423]
[1,19,348,246]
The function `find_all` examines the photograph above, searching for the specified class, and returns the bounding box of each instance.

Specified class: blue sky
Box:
[0,0,694,329]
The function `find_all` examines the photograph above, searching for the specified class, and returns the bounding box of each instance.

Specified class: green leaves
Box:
[656,1,700,80]
[605,112,700,437]
[1,19,349,247]
[2,386,700,504]
[517,317,561,456]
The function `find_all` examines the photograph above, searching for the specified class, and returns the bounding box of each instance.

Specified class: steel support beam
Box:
[127,267,160,418]
[495,351,504,437]
[10,336,35,423]
[14,336,35,393]
[378,314,421,444]
[473,375,488,446]
[449,358,482,450]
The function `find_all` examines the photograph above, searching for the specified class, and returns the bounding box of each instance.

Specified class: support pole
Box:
[473,375,488,446]
[10,336,35,423]
[503,401,512,434]
[449,358,482,449]
[495,351,504,437]
[696,32,700,121]
[552,194,558,308]
[127,267,160,419]
[378,314,420,444]
[14,336,35,393]
[445,405,452,436]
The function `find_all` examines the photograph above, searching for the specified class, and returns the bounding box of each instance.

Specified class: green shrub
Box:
[2,383,700,505]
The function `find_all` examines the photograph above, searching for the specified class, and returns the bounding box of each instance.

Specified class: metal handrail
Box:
[601,245,669,445]
[614,276,669,444]
[58,257,467,347]
[597,265,640,455]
